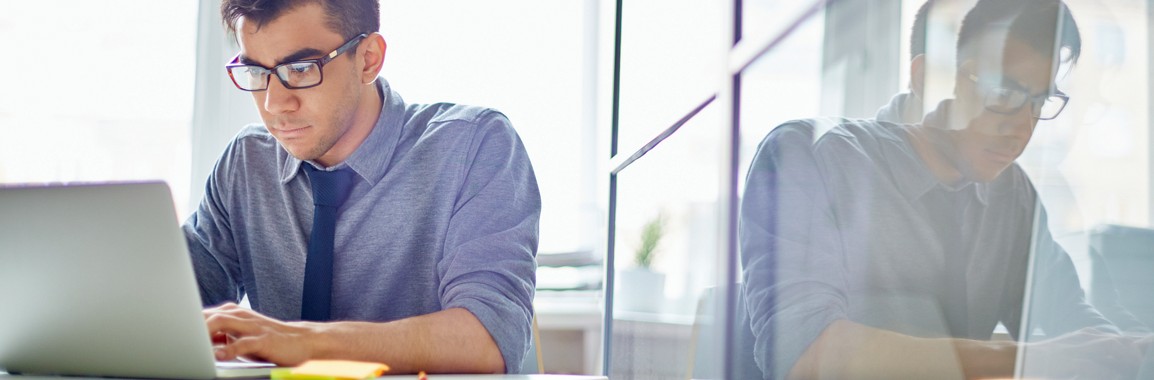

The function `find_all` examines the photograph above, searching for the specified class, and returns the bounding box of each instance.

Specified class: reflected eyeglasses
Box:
[966,74,1069,121]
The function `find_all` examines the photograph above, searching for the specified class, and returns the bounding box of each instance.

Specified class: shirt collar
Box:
[875,91,924,125]
[279,78,405,185]
[893,100,991,205]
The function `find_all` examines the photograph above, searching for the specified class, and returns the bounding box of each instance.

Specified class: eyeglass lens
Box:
[984,88,1066,119]
[228,62,323,91]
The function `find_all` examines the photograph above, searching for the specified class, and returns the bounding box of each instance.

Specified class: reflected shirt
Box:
[880,92,1151,335]
[739,101,1113,379]
[182,78,541,373]
[874,91,924,125]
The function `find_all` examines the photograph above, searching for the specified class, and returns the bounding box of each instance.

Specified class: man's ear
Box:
[910,54,926,99]
[359,33,387,84]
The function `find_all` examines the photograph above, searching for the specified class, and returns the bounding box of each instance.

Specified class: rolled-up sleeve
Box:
[740,122,848,379]
[437,111,540,373]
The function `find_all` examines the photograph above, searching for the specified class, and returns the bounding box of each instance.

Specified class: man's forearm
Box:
[791,319,1015,379]
[310,308,505,374]
[952,335,1016,379]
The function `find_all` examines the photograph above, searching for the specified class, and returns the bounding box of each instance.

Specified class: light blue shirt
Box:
[740,100,1113,379]
[183,78,541,373]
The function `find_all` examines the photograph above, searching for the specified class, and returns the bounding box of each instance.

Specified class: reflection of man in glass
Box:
[741,0,1145,378]
[879,0,1150,337]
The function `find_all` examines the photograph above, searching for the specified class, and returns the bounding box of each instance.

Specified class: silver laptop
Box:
[1010,202,1154,378]
[0,182,273,379]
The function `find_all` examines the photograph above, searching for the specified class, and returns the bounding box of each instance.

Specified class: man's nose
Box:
[998,104,1036,139]
[262,76,300,115]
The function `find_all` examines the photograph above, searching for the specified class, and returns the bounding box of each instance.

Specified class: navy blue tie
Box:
[300,165,355,322]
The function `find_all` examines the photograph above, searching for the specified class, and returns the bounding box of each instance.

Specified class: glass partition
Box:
[608,103,726,379]
[734,0,1154,378]
[607,0,1154,378]
[615,0,727,156]
[739,2,965,378]
[1010,0,1154,377]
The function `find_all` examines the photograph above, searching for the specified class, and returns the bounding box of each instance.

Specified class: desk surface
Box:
[0,374,606,380]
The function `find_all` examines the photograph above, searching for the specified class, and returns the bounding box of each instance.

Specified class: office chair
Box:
[686,285,762,380]
[520,314,546,374]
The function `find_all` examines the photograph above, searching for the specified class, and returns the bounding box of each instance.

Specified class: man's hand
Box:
[202,305,503,373]
[204,303,327,366]
[1024,327,1144,379]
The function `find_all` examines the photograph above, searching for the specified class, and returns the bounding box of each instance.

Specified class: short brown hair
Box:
[957,0,1081,68]
[221,0,379,40]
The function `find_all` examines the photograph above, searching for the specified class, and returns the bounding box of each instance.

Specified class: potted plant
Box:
[635,212,664,270]
[617,212,667,313]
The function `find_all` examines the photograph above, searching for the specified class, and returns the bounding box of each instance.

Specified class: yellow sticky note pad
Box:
[288,360,390,380]
[271,368,336,380]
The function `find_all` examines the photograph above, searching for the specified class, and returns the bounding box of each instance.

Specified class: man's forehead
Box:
[237,43,325,68]
[235,15,340,68]
[973,37,1056,94]
[233,4,342,67]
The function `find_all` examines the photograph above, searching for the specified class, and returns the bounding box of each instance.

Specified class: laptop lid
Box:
[1012,201,1045,378]
[1011,199,1126,378]
[0,182,223,379]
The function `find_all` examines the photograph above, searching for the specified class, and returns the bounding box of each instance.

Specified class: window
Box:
[378,1,603,256]
[0,1,198,216]
[192,0,605,258]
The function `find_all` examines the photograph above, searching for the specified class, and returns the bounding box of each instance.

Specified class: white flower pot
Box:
[616,268,666,313]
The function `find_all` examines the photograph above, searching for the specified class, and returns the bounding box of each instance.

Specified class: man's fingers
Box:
[210,331,231,345]
[222,307,267,321]
[216,336,272,364]
[200,306,304,366]
[1039,333,1144,378]
[204,304,272,323]
[203,302,242,318]
[205,313,263,337]
[207,302,241,312]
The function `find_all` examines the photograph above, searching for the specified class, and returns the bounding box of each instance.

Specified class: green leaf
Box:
[635,212,665,268]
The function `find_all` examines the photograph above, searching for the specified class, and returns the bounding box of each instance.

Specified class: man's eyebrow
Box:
[999,77,1051,97]
[280,48,325,64]
[998,77,1029,91]
[237,48,326,68]
[237,54,262,66]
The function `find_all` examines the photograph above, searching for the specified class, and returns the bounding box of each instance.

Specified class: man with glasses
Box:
[184,0,539,374]
[879,0,1149,337]
[741,0,1148,378]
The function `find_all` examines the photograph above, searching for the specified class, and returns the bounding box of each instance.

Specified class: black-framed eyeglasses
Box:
[966,73,1069,120]
[226,33,368,92]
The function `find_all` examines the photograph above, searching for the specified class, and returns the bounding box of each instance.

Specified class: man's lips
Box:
[984,148,1017,163]
[273,125,311,138]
